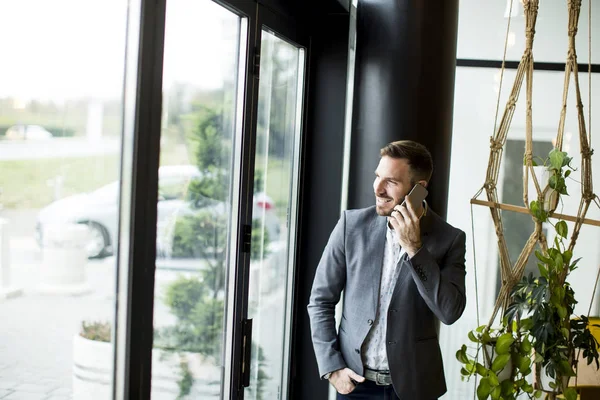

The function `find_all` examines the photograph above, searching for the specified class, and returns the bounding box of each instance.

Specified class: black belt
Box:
[364,368,392,386]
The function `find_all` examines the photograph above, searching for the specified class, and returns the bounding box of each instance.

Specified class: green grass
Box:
[0,156,120,209]
[0,143,292,213]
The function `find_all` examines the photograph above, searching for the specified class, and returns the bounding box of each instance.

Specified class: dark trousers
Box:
[335,380,438,400]
[336,380,399,400]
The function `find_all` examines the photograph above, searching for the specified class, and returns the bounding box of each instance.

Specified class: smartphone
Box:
[400,183,428,209]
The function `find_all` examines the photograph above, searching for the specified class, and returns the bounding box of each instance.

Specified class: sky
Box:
[0,0,238,102]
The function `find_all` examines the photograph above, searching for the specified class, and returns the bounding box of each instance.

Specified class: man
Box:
[307,140,466,399]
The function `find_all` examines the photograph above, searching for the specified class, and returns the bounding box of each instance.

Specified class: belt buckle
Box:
[375,371,390,386]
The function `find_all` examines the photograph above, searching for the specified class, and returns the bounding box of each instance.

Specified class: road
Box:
[0,138,120,161]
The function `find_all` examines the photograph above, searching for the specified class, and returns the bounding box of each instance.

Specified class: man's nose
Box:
[374,180,385,194]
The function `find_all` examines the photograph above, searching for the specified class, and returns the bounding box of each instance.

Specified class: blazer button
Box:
[388,341,396,345]
[355,349,360,354]
[367,319,373,325]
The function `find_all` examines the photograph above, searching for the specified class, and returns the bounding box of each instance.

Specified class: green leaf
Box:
[456,345,469,364]
[488,371,499,386]
[549,173,558,189]
[564,387,578,400]
[558,178,569,195]
[518,355,531,371]
[554,252,564,269]
[530,200,539,215]
[565,169,572,178]
[520,338,532,353]
[491,354,511,373]
[477,378,492,400]
[468,331,479,343]
[556,221,568,238]
[535,250,551,263]
[490,385,501,400]
[550,149,565,170]
[495,333,515,355]
[476,363,489,377]
[535,390,542,398]
[559,360,575,376]
[557,306,567,319]
[500,380,513,396]
[461,367,470,376]
[563,249,573,264]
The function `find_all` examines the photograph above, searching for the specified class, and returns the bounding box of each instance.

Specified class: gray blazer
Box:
[307,205,466,399]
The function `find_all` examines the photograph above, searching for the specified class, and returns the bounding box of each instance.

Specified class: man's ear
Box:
[418,180,428,188]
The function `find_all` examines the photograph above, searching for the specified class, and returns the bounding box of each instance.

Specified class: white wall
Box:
[440,1,600,398]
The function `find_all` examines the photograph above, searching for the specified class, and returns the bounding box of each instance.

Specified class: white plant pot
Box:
[72,335,221,399]
[524,166,558,211]
[39,224,91,295]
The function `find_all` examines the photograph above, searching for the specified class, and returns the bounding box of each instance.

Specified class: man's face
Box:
[373,156,414,216]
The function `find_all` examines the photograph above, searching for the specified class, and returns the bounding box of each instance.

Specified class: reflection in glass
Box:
[152,1,245,398]
[0,1,127,399]
[247,30,305,400]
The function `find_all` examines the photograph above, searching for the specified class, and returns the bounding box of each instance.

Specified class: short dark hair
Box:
[380,140,433,184]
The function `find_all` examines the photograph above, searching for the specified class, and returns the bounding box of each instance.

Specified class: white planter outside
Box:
[39,223,91,295]
[525,166,558,211]
[72,334,221,399]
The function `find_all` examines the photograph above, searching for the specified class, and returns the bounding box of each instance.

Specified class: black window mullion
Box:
[226,3,260,398]
[113,0,166,399]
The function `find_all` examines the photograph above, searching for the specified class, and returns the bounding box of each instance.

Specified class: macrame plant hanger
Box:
[469,0,600,395]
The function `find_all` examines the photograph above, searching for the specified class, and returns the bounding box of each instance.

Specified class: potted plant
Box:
[505,149,599,400]
[458,149,599,400]
[72,320,196,400]
[72,321,113,400]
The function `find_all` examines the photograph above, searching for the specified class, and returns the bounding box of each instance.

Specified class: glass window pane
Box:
[0,1,128,399]
[457,0,598,64]
[152,1,246,399]
[246,29,305,400]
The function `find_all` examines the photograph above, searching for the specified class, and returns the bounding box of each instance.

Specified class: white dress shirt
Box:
[361,224,405,371]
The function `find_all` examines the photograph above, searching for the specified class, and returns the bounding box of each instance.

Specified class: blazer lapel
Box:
[365,214,387,311]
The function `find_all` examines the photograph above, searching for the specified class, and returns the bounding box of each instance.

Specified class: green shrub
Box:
[80,321,111,343]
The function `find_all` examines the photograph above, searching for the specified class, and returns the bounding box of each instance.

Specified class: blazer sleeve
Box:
[306,212,349,377]
[406,229,467,325]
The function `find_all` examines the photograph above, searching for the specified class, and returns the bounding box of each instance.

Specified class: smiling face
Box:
[373,156,418,216]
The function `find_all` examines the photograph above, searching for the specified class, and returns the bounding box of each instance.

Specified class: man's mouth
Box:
[376,197,393,205]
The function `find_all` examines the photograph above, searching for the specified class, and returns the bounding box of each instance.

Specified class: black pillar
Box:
[349,0,459,218]
[290,11,350,400]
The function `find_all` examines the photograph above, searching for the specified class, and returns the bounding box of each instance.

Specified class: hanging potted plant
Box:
[458,148,599,400]
[506,149,600,400]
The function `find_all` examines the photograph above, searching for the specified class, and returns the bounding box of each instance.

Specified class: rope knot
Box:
[490,138,504,152]
[581,148,594,159]
[484,181,497,191]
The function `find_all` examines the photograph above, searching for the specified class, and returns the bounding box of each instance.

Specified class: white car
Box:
[35,165,281,258]
[5,124,53,140]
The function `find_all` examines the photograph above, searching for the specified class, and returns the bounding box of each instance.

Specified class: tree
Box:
[158,105,270,399]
